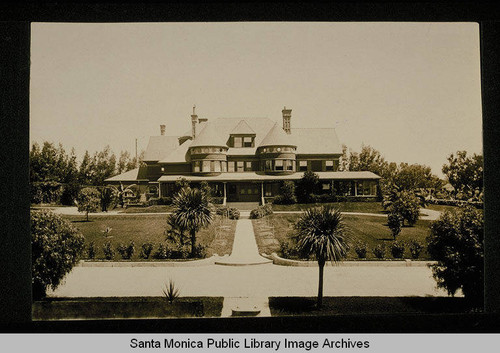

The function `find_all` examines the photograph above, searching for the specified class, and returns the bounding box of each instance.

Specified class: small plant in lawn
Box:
[387,213,402,240]
[279,239,297,259]
[126,241,135,259]
[103,241,114,260]
[153,243,168,259]
[163,278,180,304]
[140,243,153,259]
[228,208,240,220]
[102,226,112,238]
[409,240,423,259]
[87,241,96,260]
[354,241,368,259]
[372,244,386,259]
[390,241,406,259]
[116,243,127,259]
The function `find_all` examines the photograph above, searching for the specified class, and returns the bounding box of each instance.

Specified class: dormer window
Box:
[231,135,255,148]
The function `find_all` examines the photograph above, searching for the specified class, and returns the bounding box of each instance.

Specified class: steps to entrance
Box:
[221,297,271,317]
[215,216,272,266]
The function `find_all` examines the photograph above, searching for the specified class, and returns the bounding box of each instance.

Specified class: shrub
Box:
[76,187,101,221]
[390,190,420,226]
[167,242,191,259]
[250,204,273,219]
[216,206,229,216]
[372,244,386,259]
[279,239,297,259]
[126,241,135,259]
[140,243,153,259]
[387,212,402,240]
[427,207,484,305]
[192,244,207,258]
[100,185,116,212]
[296,170,320,203]
[390,241,406,259]
[60,182,81,206]
[31,210,85,299]
[273,181,297,204]
[102,241,114,260]
[354,241,368,259]
[228,208,240,220]
[30,181,64,204]
[409,240,423,259]
[153,243,169,259]
[87,241,96,260]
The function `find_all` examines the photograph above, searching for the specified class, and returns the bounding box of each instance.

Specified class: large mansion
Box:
[106,107,381,204]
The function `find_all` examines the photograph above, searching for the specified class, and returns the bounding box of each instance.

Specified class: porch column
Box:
[261,182,265,205]
[354,180,358,196]
[158,182,162,198]
[223,182,227,206]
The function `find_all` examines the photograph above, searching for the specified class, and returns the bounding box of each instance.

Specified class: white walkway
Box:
[215,212,272,266]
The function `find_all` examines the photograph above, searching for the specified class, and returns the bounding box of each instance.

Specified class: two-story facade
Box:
[105,107,381,204]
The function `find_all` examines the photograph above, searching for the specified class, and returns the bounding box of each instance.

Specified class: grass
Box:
[271,202,384,213]
[32,297,223,320]
[425,204,461,213]
[63,214,236,260]
[268,297,475,316]
[252,213,432,260]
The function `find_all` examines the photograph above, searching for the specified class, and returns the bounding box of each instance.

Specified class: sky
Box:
[30,22,482,178]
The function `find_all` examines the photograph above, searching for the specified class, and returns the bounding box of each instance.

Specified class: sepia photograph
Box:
[28,22,484,323]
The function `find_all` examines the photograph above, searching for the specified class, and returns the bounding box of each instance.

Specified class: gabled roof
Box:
[159,139,192,164]
[105,167,149,182]
[230,120,256,135]
[291,128,342,154]
[143,136,180,162]
[259,123,297,148]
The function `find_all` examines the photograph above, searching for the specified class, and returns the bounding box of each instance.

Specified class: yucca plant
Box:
[294,206,350,308]
[170,187,213,258]
[162,278,180,304]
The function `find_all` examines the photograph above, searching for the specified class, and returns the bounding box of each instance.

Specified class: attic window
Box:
[234,137,242,148]
[243,136,253,147]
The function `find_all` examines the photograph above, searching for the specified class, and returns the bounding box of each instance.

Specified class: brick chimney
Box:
[282,106,292,134]
[191,105,198,138]
[160,124,166,136]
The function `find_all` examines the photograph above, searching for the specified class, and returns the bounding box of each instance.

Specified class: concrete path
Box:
[215,213,272,266]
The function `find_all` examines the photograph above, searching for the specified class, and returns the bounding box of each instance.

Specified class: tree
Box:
[170,187,214,258]
[389,190,420,226]
[427,207,484,306]
[76,187,101,221]
[442,151,483,199]
[393,163,443,191]
[387,212,402,240]
[91,145,117,185]
[294,206,349,308]
[78,150,94,185]
[296,170,320,203]
[31,210,84,299]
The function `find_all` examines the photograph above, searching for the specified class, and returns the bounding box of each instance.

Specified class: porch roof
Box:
[157,171,381,182]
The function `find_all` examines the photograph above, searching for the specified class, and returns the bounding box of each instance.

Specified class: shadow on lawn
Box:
[269,296,477,316]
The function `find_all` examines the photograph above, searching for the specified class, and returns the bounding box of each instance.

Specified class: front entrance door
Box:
[226,182,260,202]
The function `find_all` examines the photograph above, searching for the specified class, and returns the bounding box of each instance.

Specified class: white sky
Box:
[30,22,482,177]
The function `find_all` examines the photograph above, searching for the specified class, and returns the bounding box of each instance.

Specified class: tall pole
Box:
[135,138,138,168]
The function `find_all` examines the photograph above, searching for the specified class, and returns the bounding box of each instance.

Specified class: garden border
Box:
[77,254,228,267]
[263,252,437,267]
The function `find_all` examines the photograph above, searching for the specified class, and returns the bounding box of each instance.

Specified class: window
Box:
[243,136,253,147]
[237,161,244,172]
[246,161,252,170]
[202,160,210,172]
[221,161,227,172]
[193,161,200,173]
[228,161,235,172]
[299,160,307,171]
[265,160,271,171]
[326,160,334,171]
[322,183,330,191]
[214,161,221,172]
[234,137,242,148]
[285,160,293,171]
[275,159,283,171]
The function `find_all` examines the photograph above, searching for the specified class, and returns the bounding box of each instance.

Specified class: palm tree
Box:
[295,206,349,308]
[171,187,213,257]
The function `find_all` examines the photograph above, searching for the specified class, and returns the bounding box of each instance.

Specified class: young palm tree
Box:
[171,187,214,257]
[295,206,349,308]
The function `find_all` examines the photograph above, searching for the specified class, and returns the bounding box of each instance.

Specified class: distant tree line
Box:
[30,141,144,205]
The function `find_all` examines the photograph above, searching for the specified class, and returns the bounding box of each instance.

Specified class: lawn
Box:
[63,214,236,260]
[33,297,223,320]
[271,202,384,213]
[425,204,461,213]
[268,297,474,316]
[252,213,432,260]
